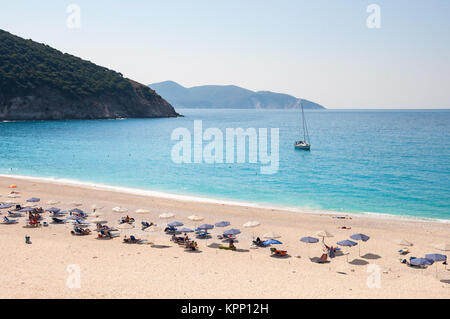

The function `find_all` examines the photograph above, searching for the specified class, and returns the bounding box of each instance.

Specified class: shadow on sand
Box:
[361,253,381,260]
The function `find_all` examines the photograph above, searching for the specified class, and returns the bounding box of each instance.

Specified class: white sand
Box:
[0,176,449,298]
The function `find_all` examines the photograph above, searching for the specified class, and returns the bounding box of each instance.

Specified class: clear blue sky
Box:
[1,1,449,108]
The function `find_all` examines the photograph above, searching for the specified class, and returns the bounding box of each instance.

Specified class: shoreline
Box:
[1,173,449,225]
[0,174,449,298]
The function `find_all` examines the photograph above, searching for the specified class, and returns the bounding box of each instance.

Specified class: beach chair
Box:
[51,217,65,224]
[270,247,288,257]
[164,225,177,234]
[71,226,91,236]
[196,231,210,239]
[2,216,18,224]
[219,245,237,251]
[398,248,410,255]
[141,221,154,230]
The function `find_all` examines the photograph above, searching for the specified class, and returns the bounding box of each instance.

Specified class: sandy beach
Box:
[0,175,448,299]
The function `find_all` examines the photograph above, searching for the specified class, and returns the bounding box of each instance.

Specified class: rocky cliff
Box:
[0,29,179,120]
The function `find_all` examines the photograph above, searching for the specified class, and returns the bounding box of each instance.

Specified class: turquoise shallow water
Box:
[0,109,449,220]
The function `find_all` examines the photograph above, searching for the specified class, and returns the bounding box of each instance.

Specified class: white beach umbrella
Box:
[316,230,334,238]
[112,206,128,213]
[22,203,36,208]
[90,217,108,224]
[5,200,17,204]
[7,194,20,198]
[435,243,450,251]
[188,215,204,222]
[71,202,83,207]
[46,200,60,205]
[159,213,174,219]
[117,223,134,229]
[91,204,104,211]
[262,232,281,239]
[243,221,260,228]
[395,239,413,246]
[243,221,260,238]
[135,209,151,214]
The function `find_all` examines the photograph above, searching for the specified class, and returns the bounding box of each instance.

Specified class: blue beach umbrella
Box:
[19,207,35,212]
[410,258,434,267]
[300,236,319,243]
[425,254,447,262]
[350,233,370,256]
[26,197,40,203]
[69,208,84,214]
[168,221,183,228]
[263,239,282,246]
[215,221,230,228]
[178,227,194,233]
[300,236,319,257]
[46,207,61,213]
[337,240,358,262]
[337,240,358,247]
[197,224,214,230]
[223,228,241,236]
[0,204,13,209]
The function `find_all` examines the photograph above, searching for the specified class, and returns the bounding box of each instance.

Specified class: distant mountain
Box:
[149,81,325,109]
[0,29,179,120]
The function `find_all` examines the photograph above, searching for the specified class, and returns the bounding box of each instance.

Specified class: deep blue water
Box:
[0,109,449,220]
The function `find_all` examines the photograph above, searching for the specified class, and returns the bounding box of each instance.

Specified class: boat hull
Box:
[294,144,311,151]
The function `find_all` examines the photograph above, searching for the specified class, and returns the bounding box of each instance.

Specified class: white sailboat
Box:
[294,100,311,151]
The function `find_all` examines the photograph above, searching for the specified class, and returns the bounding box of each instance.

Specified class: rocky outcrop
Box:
[0,29,179,120]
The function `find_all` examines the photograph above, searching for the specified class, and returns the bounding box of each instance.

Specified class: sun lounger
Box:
[398,249,410,255]
[2,216,18,224]
[71,227,91,236]
[270,247,288,257]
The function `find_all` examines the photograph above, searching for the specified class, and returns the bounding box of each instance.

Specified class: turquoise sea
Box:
[0,109,449,220]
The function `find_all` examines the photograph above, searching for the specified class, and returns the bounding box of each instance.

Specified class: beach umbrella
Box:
[300,236,319,244]
[197,224,214,230]
[435,243,450,251]
[316,230,334,246]
[215,221,230,228]
[70,202,83,207]
[0,204,13,209]
[243,221,260,238]
[19,207,35,212]
[178,227,194,233]
[223,228,241,236]
[188,215,204,222]
[168,221,183,228]
[135,209,150,214]
[70,208,84,214]
[8,184,17,188]
[46,207,61,213]
[22,203,36,208]
[425,254,448,274]
[5,200,17,204]
[91,204,104,210]
[263,239,282,246]
[159,213,174,219]
[262,232,281,239]
[7,194,20,198]
[112,206,128,213]
[46,200,60,205]
[90,217,108,224]
[117,223,134,229]
[435,243,450,270]
[300,236,319,257]
[26,197,40,203]
[395,239,413,246]
[350,233,370,256]
[410,258,434,267]
[337,239,358,263]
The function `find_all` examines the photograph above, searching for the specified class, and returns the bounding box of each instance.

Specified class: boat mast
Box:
[300,100,310,144]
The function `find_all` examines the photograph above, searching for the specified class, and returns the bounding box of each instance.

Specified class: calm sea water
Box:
[0,109,449,220]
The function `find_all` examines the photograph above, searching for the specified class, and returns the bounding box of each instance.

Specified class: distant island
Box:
[0,30,179,120]
[149,81,325,109]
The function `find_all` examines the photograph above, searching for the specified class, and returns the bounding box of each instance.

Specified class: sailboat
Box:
[294,100,311,150]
